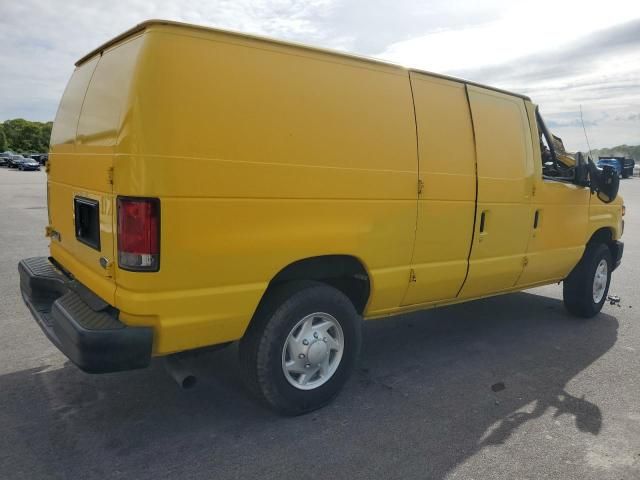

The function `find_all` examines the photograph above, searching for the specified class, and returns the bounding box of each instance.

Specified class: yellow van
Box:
[19,20,624,415]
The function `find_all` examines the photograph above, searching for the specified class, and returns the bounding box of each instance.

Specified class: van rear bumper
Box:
[18,257,153,373]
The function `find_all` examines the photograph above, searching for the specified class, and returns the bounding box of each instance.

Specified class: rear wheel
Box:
[563,243,612,318]
[240,281,361,415]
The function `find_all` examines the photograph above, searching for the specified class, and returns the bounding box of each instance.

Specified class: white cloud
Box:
[1,0,639,148]
[378,0,640,71]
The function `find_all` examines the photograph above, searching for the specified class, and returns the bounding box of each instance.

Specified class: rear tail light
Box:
[117,197,160,272]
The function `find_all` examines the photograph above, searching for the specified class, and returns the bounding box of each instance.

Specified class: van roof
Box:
[76,19,531,101]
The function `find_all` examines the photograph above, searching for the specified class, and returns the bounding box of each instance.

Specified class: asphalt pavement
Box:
[1,167,638,479]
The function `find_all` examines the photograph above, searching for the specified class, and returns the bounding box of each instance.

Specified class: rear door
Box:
[458,86,535,299]
[48,36,143,304]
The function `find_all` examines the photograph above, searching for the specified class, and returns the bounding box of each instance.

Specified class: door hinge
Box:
[418,179,424,195]
[107,166,114,185]
[409,269,417,283]
[522,256,529,267]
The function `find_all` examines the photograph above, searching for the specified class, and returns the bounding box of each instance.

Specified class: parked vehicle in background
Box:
[9,157,27,169]
[17,157,41,171]
[1,151,15,166]
[622,158,635,178]
[18,20,625,415]
[7,155,27,168]
[598,156,635,178]
[33,153,49,165]
[597,157,622,176]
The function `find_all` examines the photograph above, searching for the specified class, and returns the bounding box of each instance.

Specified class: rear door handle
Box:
[533,209,540,229]
[479,210,487,233]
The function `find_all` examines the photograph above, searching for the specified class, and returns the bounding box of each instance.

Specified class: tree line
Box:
[0,119,53,154]
[589,144,640,161]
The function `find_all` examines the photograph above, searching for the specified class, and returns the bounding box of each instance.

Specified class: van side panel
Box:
[114,27,418,353]
[459,86,535,299]
[401,73,476,306]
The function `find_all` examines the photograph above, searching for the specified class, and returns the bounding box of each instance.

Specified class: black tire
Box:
[239,281,361,415]
[622,171,630,179]
[563,243,612,318]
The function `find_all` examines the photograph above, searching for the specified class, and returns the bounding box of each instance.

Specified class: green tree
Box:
[589,144,640,161]
[0,125,7,152]
[2,118,53,153]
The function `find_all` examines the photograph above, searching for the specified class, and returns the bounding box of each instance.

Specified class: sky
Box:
[1,0,639,150]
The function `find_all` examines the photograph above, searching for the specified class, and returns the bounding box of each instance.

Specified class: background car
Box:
[28,153,48,165]
[8,156,26,168]
[597,156,635,178]
[0,151,15,167]
[597,157,623,176]
[17,157,41,171]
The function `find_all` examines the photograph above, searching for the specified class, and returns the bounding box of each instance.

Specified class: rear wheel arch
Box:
[256,255,371,318]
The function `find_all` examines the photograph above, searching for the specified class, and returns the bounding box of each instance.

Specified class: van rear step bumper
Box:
[18,257,153,373]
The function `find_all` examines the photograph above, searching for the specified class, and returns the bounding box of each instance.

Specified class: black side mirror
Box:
[586,157,619,203]
[596,165,620,203]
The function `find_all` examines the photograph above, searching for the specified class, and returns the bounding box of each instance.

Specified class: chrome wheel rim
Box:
[592,259,608,304]
[281,312,344,390]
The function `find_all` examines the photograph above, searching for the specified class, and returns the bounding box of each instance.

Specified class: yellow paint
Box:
[47,20,624,355]
[402,73,475,305]
[458,86,535,298]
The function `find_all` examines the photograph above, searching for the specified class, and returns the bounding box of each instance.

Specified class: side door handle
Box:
[533,209,540,229]
[479,210,487,233]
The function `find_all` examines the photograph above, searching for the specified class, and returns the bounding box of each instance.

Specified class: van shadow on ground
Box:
[0,291,617,480]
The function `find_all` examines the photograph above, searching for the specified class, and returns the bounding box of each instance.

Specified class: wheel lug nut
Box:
[299,353,305,359]
[313,332,319,339]
[302,339,309,345]
[305,363,311,368]
[323,337,327,342]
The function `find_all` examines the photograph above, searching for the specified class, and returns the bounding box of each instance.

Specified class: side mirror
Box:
[596,165,620,203]
[586,157,619,203]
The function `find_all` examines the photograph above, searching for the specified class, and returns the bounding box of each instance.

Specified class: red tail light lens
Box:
[117,197,160,271]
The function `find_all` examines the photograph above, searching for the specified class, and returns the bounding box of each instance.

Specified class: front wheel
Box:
[563,243,612,318]
[240,281,361,415]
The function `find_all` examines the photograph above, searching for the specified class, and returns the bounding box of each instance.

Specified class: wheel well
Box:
[587,228,618,260]
[263,255,370,314]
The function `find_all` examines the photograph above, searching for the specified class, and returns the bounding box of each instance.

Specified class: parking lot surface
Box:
[1,167,639,480]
